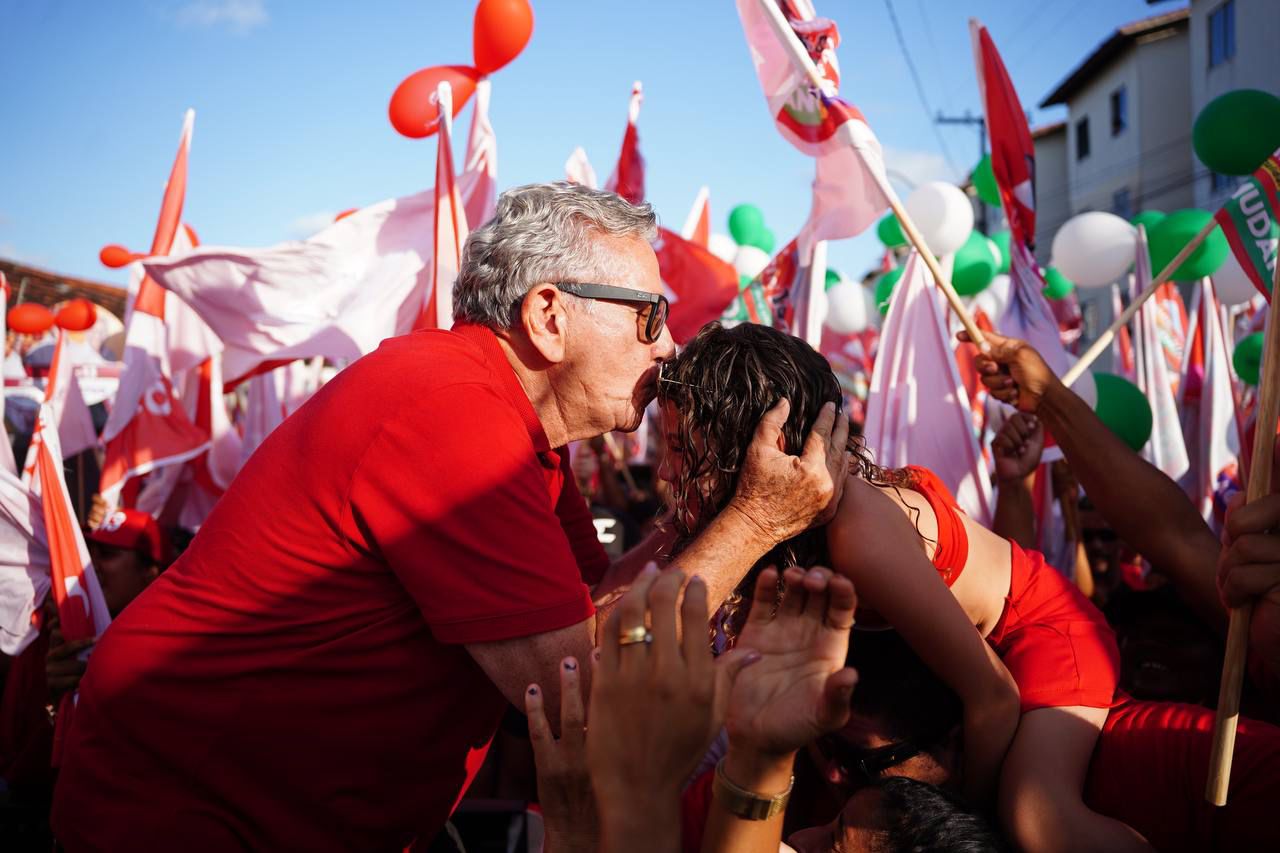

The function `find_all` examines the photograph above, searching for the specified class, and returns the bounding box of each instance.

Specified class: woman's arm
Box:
[827,477,1021,804]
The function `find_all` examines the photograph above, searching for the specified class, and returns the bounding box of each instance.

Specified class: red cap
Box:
[88,509,168,565]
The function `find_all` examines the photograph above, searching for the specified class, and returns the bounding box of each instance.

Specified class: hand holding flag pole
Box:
[1205,256,1280,806]
[1061,218,1219,387]
[752,0,987,351]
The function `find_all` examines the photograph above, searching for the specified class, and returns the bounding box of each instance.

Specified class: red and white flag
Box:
[0,272,13,476]
[100,110,210,509]
[1110,283,1137,382]
[0,466,50,655]
[1179,278,1242,520]
[20,332,97,494]
[681,186,711,247]
[604,83,645,205]
[864,252,994,525]
[144,87,499,385]
[971,20,1035,242]
[241,357,326,462]
[736,0,890,249]
[417,81,469,331]
[1133,230,1190,481]
[653,228,739,344]
[462,80,498,231]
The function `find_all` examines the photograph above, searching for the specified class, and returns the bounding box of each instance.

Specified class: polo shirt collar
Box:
[452,323,552,455]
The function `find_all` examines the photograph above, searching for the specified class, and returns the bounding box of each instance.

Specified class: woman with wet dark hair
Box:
[657,323,1148,853]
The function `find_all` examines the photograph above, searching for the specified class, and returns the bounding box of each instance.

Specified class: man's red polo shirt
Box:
[52,324,609,851]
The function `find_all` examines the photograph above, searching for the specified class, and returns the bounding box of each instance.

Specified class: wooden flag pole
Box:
[752,0,987,349]
[1205,262,1280,806]
[1061,218,1217,387]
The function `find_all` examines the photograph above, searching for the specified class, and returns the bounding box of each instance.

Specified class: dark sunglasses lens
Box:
[647,299,667,342]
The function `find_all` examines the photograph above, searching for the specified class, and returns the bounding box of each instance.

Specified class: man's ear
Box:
[520,284,570,365]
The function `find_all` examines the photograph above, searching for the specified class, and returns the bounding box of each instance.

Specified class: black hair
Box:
[846,630,963,748]
[874,777,1009,852]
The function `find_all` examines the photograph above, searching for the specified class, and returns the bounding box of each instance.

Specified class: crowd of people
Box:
[1,182,1278,851]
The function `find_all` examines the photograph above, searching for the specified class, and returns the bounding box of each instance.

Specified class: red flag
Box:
[417,83,469,330]
[604,83,645,205]
[681,186,710,247]
[100,110,210,509]
[653,228,739,343]
[971,19,1036,247]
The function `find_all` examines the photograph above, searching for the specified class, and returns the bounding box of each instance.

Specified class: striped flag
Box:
[418,82,468,331]
[100,110,210,510]
[1213,149,1279,302]
[604,83,645,206]
[462,80,498,231]
[736,0,890,247]
[20,332,96,494]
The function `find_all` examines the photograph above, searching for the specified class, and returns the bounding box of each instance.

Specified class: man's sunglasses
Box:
[555,282,668,344]
[814,733,925,786]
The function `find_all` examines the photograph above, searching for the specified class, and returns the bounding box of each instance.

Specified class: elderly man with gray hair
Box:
[52,182,848,851]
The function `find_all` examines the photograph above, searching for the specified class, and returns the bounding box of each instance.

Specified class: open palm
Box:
[723,566,859,757]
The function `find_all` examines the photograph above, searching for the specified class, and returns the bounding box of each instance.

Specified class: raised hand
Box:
[962,329,1058,413]
[728,400,852,547]
[722,566,859,759]
[993,412,1046,483]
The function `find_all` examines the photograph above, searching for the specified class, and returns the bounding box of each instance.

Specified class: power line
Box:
[882,0,962,177]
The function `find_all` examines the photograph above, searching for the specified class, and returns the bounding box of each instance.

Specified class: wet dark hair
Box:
[656,322,910,638]
[846,630,962,748]
[872,777,1008,852]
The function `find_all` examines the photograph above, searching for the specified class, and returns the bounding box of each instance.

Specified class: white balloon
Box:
[1213,251,1266,306]
[733,245,771,279]
[825,281,869,334]
[1051,211,1137,288]
[903,182,973,257]
[972,273,1012,322]
[708,232,738,264]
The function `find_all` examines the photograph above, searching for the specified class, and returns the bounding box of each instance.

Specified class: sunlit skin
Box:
[784,785,885,853]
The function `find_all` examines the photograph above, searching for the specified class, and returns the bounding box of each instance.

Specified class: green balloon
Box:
[824,268,842,290]
[1193,89,1280,176]
[1233,332,1265,386]
[990,230,1011,274]
[973,155,1001,207]
[1129,210,1166,232]
[952,230,997,296]
[877,213,907,249]
[744,226,775,254]
[739,273,754,289]
[728,204,766,245]
[875,267,904,315]
[1043,267,1074,300]
[1092,373,1153,452]
[1147,209,1228,280]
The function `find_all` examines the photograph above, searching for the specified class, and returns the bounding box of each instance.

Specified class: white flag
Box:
[1133,231,1190,482]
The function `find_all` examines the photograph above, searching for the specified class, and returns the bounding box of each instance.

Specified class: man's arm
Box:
[969,330,1226,631]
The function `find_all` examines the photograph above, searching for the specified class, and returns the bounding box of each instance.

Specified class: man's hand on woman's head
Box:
[729,399,852,547]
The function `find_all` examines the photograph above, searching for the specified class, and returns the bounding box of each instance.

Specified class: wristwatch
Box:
[712,757,794,821]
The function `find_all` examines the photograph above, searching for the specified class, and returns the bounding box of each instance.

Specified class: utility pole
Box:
[936,110,988,234]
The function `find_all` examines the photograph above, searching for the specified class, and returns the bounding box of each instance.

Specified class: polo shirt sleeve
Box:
[343,382,595,645]
[554,451,610,586]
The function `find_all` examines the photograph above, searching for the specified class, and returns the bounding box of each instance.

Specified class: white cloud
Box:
[881,146,963,193]
[176,0,268,33]
[288,211,336,239]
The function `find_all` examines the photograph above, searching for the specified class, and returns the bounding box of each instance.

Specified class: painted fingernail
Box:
[563,658,578,671]
[592,648,602,662]
[642,562,659,576]
[527,685,539,696]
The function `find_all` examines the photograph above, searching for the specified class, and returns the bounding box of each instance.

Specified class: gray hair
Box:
[453,181,658,328]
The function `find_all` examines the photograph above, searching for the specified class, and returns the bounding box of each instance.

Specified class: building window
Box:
[1110,86,1127,136]
[1076,117,1090,161]
[1210,171,1239,195]
[1112,187,1132,219]
[1209,1,1236,68]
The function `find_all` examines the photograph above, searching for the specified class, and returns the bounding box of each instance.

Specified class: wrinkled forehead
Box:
[587,231,662,295]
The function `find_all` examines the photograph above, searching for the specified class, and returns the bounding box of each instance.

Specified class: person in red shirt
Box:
[51,182,846,851]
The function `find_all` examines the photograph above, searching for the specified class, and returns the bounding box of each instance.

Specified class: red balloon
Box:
[388,65,480,139]
[55,299,98,332]
[334,208,358,223]
[8,303,55,336]
[100,244,140,268]
[473,0,534,75]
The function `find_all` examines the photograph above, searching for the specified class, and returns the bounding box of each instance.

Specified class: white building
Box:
[1188,0,1280,210]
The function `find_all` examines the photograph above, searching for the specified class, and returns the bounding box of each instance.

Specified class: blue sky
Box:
[1,0,1179,287]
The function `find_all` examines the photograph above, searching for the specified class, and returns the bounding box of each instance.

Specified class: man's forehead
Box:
[592,232,662,295]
